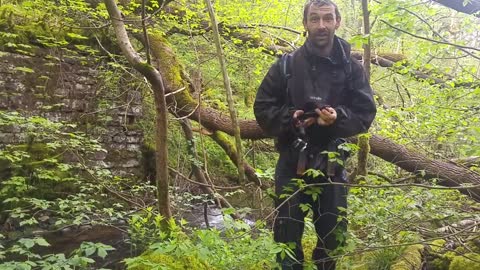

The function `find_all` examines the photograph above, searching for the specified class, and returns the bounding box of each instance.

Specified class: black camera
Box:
[293,102,330,121]
[297,111,318,120]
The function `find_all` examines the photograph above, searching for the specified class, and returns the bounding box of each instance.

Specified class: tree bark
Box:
[368,135,480,200]
[104,0,172,220]
[357,0,371,180]
[361,0,371,78]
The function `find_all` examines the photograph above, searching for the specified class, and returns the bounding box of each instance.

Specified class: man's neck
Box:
[305,38,334,57]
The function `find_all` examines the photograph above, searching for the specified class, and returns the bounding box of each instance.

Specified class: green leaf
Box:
[85,246,96,257]
[34,237,50,247]
[97,248,108,259]
[66,32,89,40]
[14,67,35,73]
[19,238,35,249]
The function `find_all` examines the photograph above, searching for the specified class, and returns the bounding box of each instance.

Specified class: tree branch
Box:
[400,7,480,61]
[381,19,480,52]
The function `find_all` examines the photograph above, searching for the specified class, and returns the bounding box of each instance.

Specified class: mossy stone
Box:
[449,253,480,270]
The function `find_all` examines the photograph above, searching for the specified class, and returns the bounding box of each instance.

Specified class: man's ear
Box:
[335,17,341,30]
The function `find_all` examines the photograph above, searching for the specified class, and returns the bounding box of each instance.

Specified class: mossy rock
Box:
[449,253,480,270]
[430,239,446,253]
[127,253,215,270]
[430,257,449,270]
[390,244,424,270]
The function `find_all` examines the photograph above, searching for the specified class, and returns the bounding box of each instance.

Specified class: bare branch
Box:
[381,19,480,52]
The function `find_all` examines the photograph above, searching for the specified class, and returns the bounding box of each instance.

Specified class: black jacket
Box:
[254,36,376,150]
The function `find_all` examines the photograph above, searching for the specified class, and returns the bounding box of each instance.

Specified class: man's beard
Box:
[310,31,332,48]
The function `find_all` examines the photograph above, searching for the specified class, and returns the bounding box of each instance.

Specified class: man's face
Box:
[303,4,340,49]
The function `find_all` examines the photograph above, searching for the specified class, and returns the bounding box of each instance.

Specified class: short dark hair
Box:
[303,0,341,23]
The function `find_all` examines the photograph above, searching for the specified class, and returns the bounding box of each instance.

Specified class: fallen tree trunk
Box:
[368,135,480,200]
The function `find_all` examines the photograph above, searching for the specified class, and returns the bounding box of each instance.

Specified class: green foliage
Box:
[125,219,283,270]
[0,111,129,265]
[363,248,404,270]
[0,0,107,55]
[0,235,114,270]
[127,253,213,270]
[427,240,480,270]
[0,112,104,202]
[127,207,168,252]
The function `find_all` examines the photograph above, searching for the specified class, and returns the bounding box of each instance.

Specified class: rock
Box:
[0,132,15,144]
[122,159,139,168]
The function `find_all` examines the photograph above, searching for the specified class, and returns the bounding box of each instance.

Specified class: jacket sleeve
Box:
[327,58,377,138]
[254,60,295,138]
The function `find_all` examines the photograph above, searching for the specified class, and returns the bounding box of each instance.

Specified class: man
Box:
[254,1,376,269]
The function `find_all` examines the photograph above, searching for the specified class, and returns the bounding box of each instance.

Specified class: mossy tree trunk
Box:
[355,0,372,182]
[104,0,172,220]
[209,131,260,186]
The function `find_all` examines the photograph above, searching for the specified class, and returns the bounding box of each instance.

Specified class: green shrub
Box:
[125,219,283,270]
[127,253,214,270]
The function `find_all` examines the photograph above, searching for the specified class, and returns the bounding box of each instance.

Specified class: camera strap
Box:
[293,126,309,176]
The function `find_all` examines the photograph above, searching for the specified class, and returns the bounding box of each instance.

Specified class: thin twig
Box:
[236,23,302,35]
[170,102,200,120]
[164,87,186,97]
[400,7,480,60]
[169,167,244,190]
[381,19,480,52]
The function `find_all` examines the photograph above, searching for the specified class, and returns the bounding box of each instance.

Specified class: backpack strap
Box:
[343,56,354,92]
[280,53,292,106]
[280,53,292,80]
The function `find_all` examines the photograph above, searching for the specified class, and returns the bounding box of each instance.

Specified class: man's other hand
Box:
[293,110,316,128]
[315,107,337,126]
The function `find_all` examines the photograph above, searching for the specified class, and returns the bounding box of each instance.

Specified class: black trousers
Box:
[273,147,348,270]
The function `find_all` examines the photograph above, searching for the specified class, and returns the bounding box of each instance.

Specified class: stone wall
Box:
[0,50,144,178]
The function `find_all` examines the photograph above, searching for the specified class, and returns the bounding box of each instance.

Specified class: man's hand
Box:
[293,110,316,128]
[315,107,337,126]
